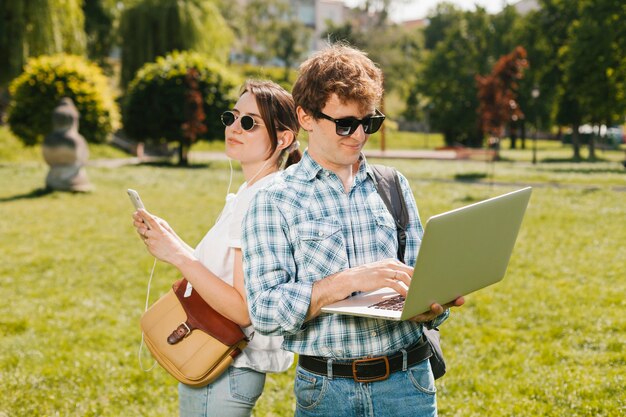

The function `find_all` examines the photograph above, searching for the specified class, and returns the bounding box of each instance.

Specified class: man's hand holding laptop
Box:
[408,295,465,323]
[341,258,465,322]
[308,258,464,322]
[321,187,531,322]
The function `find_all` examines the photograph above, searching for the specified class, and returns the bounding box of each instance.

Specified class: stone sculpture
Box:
[42,97,92,191]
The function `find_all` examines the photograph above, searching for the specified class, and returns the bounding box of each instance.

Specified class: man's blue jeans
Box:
[294,358,437,417]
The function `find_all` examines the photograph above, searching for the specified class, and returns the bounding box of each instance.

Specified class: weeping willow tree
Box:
[0,0,86,88]
[83,0,124,66]
[119,0,233,88]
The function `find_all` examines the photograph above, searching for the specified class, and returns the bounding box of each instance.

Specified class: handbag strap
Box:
[167,279,248,346]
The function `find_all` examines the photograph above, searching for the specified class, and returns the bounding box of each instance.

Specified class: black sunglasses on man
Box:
[316,109,386,136]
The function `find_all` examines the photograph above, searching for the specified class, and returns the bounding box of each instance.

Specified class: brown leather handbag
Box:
[140,278,249,387]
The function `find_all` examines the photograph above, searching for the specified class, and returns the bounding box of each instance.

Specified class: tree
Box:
[273,23,312,81]
[418,8,493,147]
[122,51,240,166]
[488,5,523,62]
[180,68,208,165]
[0,0,86,119]
[532,0,583,159]
[119,0,233,88]
[509,8,552,149]
[556,91,584,160]
[0,0,86,87]
[423,2,464,50]
[476,47,529,154]
[83,0,125,66]
[236,0,311,76]
[560,0,626,160]
[527,0,626,161]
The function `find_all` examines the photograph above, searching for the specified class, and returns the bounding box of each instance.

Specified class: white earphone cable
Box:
[246,141,285,186]
[246,158,272,186]
[226,157,234,196]
[138,257,158,372]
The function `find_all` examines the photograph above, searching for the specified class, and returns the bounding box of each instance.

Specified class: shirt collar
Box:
[292,150,372,183]
[291,150,323,181]
[354,155,378,189]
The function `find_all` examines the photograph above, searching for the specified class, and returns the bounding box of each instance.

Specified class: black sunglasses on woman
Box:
[221,111,265,131]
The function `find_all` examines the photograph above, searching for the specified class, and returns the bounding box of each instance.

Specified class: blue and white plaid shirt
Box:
[242,151,448,358]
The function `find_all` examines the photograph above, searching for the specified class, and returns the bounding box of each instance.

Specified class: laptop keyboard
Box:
[368,295,406,311]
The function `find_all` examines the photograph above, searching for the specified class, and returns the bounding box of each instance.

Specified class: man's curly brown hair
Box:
[292,44,384,117]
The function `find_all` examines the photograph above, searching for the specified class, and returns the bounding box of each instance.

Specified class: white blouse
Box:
[193,173,293,373]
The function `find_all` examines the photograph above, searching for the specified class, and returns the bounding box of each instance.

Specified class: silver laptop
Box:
[321,187,532,321]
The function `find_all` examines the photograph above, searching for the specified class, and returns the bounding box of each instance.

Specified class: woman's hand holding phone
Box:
[127,189,194,258]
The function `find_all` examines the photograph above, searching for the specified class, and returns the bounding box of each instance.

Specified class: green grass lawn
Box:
[1,127,625,416]
[191,127,625,166]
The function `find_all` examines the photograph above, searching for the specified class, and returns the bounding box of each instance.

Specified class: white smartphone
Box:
[127,189,150,229]
[127,188,145,210]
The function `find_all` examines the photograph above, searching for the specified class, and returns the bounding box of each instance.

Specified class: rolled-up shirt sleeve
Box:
[242,190,312,336]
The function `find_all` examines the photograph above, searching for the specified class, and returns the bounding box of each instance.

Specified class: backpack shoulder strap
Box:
[370,164,409,263]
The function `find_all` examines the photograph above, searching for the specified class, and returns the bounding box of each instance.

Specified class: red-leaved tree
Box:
[476,46,528,155]
[180,68,208,166]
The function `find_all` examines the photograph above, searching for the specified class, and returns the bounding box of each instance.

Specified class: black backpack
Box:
[371,164,447,379]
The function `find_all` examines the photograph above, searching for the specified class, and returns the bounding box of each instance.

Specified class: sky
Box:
[346,0,519,22]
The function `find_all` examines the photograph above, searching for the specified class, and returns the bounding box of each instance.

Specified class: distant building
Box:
[401,18,428,31]
[291,0,348,51]
[512,0,540,15]
[314,0,348,50]
[233,0,386,63]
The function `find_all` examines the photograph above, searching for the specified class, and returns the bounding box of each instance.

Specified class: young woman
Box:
[132,80,300,417]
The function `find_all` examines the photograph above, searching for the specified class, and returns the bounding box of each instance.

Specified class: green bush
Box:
[7,54,119,145]
[122,50,241,144]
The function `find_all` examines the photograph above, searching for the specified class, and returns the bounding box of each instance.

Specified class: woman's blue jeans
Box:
[178,366,266,417]
[294,358,437,417]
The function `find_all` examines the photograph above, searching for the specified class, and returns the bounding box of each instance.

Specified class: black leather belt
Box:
[298,336,432,383]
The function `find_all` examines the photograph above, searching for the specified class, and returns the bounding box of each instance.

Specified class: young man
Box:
[242,44,464,417]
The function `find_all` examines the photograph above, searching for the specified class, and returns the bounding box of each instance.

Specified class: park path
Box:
[87,150,626,193]
[88,149,462,167]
